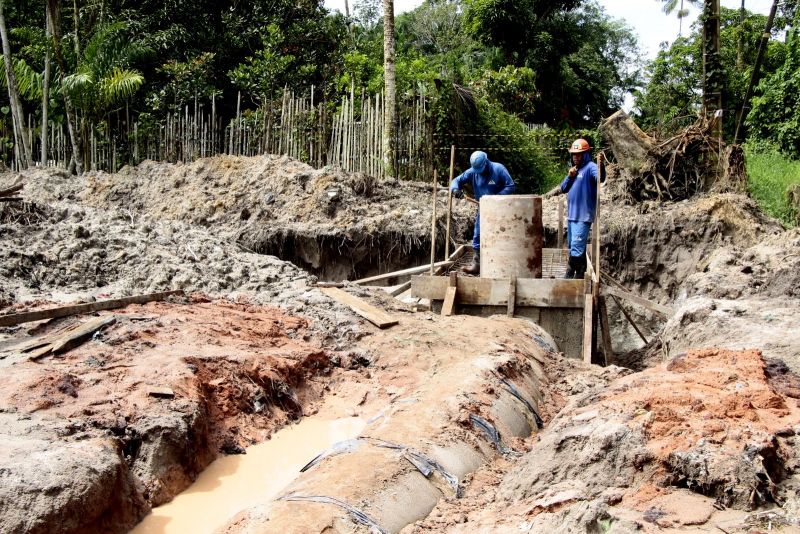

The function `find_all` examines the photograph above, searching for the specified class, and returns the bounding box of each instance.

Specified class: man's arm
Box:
[450,171,470,198]
[498,165,515,195]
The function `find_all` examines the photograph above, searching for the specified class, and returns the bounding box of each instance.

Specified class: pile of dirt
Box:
[0,299,342,533]
[0,196,311,307]
[410,348,800,533]
[74,155,473,280]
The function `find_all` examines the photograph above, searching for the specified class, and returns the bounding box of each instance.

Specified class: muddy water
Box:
[131,417,366,534]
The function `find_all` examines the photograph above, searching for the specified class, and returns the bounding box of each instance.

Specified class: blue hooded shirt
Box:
[559,152,606,223]
[450,160,515,200]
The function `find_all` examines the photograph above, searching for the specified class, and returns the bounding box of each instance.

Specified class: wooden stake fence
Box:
[2,87,431,181]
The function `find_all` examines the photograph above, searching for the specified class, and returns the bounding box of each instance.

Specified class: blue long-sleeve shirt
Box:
[559,153,606,223]
[450,160,515,200]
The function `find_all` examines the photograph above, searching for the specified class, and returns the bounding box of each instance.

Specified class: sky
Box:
[322,0,778,60]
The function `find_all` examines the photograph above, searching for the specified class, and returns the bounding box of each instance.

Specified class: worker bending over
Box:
[450,151,515,275]
[545,139,605,279]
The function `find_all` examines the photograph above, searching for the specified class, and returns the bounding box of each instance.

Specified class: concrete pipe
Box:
[480,195,543,279]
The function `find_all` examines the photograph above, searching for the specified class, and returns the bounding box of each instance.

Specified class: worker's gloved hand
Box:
[451,188,464,199]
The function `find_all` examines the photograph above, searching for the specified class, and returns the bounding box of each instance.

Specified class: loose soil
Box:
[1,152,799,534]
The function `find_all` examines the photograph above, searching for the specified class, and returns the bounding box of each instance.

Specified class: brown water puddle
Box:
[131,417,366,534]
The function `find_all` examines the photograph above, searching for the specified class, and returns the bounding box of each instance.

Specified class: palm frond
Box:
[62,71,95,95]
[0,59,43,100]
[98,68,143,104]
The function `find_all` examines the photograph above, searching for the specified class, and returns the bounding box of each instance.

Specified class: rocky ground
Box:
[0,154,799,534]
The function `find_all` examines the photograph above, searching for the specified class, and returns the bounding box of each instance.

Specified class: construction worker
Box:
[544,138,605,279]
[450,151,515,275]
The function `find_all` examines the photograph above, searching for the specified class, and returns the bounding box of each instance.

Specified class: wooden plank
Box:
[583,293,594,364]
[557,197,564,249]
[49,316,117,355]
[609,294,649,344]
[389,281,411,297]
[442,287,457,317]
[597,295,614,366]
[321,287,398,329]
[411,276,585,308]
[507,275,516,317]
[0,183,23,197]
[0,291,184,328]
[430,170,438,275]
[29,316,117,361]
[442,272,458,317]
[353,261,453,285]
[602,285,673,318]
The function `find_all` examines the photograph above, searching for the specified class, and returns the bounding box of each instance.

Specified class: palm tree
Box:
[661,0,697,35]
[659,0,722,118]
[0,0,32,168]
[62,23,148,117]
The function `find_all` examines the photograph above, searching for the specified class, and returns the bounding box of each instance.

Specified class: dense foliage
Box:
[633,6,790,139]
[746,19,800,155]
[1,0,646,189]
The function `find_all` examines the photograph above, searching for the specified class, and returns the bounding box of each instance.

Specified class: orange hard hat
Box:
[568,138,592,154]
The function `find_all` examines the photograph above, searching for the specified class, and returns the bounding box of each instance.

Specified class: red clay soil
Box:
[409,348,800,533]
[0,297,328,443]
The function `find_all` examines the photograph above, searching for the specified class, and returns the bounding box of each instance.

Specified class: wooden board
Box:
[0,183,23,197]
[411,276,585,309]
[353,261,453,285]
[442,287,457,317]
[602,285,673,317]
[321,287,398,329]
[0,290,184,328]
[582,294,594,364]
[29,315,117,361]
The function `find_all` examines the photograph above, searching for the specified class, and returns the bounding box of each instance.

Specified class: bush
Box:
[745,142,800,227]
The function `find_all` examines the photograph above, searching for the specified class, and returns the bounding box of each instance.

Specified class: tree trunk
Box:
[72,0,80,62]
[0,0,32,169]
[41,9,52,166]
[733,0,778,144]
[47,0,83,174]
[737,0,746,70]
[701,0,723,121]
[382,0,396,179]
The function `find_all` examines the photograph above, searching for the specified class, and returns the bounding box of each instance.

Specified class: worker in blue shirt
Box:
[450,151,515,275]
[545,138,606,279]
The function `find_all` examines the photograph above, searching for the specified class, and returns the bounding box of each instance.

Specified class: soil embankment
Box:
[1,153,799,534]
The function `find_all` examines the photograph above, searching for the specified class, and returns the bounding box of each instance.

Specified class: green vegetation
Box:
[634,6,790,139]
[745,143,800,227]
[746,20,800,156]
[0,0,644,190]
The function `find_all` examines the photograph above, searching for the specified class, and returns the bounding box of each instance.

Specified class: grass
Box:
[745,144,800,227]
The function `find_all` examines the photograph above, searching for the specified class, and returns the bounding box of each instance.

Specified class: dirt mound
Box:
[410,349,800,533]
[75,155,472,280]
[0,197,311,306]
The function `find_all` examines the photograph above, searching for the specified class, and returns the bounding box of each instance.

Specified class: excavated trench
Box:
[125,314,558,534]
[242,229,436,282]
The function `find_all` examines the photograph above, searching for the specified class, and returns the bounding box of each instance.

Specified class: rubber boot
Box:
[565,256,578,279]
[574,253,588,279]
[462,250,480,275]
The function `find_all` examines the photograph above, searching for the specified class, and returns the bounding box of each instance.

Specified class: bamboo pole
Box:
[445,144,455,260]
[430,169,438,275]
